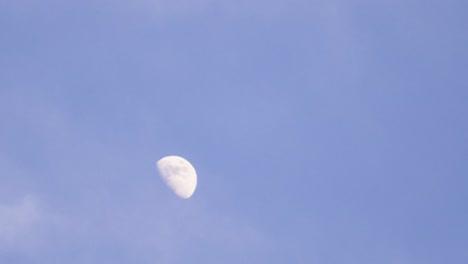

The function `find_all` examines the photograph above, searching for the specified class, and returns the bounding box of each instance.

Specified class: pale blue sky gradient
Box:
[1,1,467,263]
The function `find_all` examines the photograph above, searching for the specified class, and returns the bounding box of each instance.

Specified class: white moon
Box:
[156,156,197,199]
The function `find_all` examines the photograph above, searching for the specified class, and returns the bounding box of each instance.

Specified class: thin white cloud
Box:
[0,89,270,262]
[57,198,270,262]
[0,196,41,248]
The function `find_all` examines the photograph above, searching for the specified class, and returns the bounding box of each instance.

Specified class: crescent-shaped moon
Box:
[156,156,197,199]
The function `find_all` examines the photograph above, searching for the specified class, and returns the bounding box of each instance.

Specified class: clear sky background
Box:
[1,0,467,263]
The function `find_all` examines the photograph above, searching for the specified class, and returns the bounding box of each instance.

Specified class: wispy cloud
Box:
[0,91,269,262]
[0,196,42,250]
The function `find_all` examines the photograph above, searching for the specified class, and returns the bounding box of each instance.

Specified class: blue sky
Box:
[1,0,467,263]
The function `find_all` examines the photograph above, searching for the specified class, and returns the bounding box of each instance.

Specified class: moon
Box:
[156,156,197,199]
